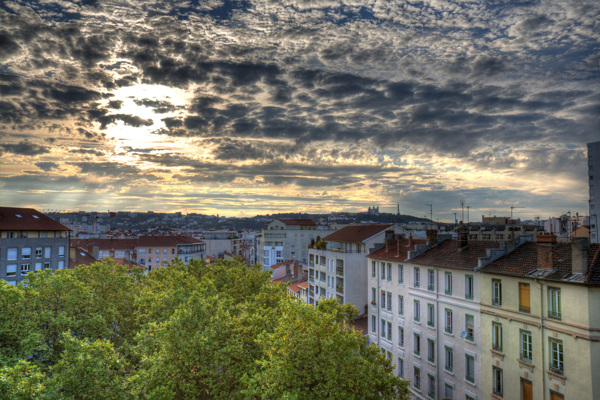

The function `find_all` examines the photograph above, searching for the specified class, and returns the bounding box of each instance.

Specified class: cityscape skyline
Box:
[1,1,598,220]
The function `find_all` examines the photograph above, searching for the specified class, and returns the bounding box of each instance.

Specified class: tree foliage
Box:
[0,259,408,399]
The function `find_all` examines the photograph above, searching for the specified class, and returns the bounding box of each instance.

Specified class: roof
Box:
[276,218,316,227]
[324,224,393,243]
[71,238,137,251]
[112,258,148,271]
[270,259,297,270]
[297,281,309,289]
[287,280,307,293]
[137,235,203,247]
[481,241,600,284]
[410,239,501,270]
[0,207,71,231]
[368,237,428,261]
[350,315,369,336]
[69,246,98,267]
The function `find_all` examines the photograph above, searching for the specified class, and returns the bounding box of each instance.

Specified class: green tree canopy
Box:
[0,259,408,400]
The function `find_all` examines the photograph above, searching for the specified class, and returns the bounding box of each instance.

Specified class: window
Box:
[445,271,452,295]
[387,321,392,341]
[521,330,532,362]
[519,283,531,313]
[44,247,51,258]
[138,248,146,255]
[58,246,65,256]
[414,333,421,356]
[372,261,376,277]
[387,292,392,312]
[35,247,42,258]
[549,338,563,374]
[21,248,31,259]
[372,287,376,303]
[465,354,475,383]
[381,319,386,338]
[444,383,453,399]
[58,260,64,269]
[6,264,17,277]
[43,262,50,269]
[35,262,42,271]
[398,326,404,347]
[492,279,502,306]
[371,315,376,333]
[427,269,434,291]
[163,248,167,254]
[381,263,386,280]
[493,367,503,395]
[21,264,30,274]
[548,287,561,319]
[172,248,175,254]
[427,303,435,327]
[397,358,404,378]
[381,290,386,309]
[465,274,473,299]
[445,309,453,333]
[444,346,453,372]
[7,248,17,261]
[414,267,420,287]
[398,295,404,316]
[387,263,392,281]
[428,374,435,398]
[465,314,474,341]
[414,300,420,322]
[492,322,502,351]
[427,339,435,363]
[398,264,404,283]
[148,248,152,254]
[139,257,145,265]
[414,367,421,390]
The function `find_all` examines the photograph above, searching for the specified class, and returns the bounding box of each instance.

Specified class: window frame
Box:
[414,300,420,322]
[427,303,435,327]
[427,269,435,291]
[445,271,452,295]
[444,345,453,372]
[427,338,435,363]
[493,366,503,395]
[444,308,453,334]
[414,267,420,288]
[398,264,404,284]
[548,287,562,320]
[414,333,421,356]
[465,274,474,299]
[398,326,404,347]
[492,279,502,306]
[465,314,474,341]
[465,354,475,383]
[520,330,532,362]
[549,338,564,374]
[398,295,404,316]
[519,282,531,313]
[492,322,503,351]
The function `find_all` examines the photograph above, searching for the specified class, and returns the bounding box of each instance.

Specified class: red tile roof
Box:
[298,281,309,289]
[324,224,393,243]
[368,237,427,261]
[277,218,316,226]
[410,239,501,270]
[481,241,600,284]
[287,280,307,293]
[270,259,297,270]
[69,246,98,267]
[113,258,147,271]
[137,235,203,247]
[71,238,138,251]
[0,207,71,231]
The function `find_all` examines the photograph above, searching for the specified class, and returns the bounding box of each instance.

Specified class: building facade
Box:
[0,207,71,284]
[259,219,334,268]
[480,235,600,400]
[377,226,509,400]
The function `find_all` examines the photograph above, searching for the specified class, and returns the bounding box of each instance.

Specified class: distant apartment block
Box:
[589,141,600,243]
[480,235,600,400]
[307,224,406,309]
[0,207,71,284]
[259,218,334,268]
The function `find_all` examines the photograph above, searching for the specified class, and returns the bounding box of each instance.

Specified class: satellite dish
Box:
[460,331,467,339]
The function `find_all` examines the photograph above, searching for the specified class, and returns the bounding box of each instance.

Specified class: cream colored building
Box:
[480,235,600,400]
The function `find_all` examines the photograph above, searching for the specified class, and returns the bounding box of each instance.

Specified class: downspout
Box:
[537,278,546,399]
[377,258,381,348]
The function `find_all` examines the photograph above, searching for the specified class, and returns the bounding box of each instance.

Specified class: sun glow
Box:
[102,84,195,155]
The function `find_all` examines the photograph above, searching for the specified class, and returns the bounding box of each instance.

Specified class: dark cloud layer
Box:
[0,0,598,217]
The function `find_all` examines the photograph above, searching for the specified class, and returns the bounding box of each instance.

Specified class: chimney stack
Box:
[457,222,468,250]
[385,230,394,251]
[426,229,437,245]
[571,237,589,275]
[536,234,556,269]
[396,234,402,257]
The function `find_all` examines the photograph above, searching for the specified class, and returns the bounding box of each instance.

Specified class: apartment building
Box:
[0,207,71,284]
[384,225,508,400]
[259,218,334,268]
[480,235,600,400]
[307,224,405,308]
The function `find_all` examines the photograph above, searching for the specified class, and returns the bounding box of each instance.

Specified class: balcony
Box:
[336,284,344,294]
[336,266,344,276]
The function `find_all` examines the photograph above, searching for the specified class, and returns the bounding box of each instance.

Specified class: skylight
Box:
[32,215,40,219]
[15,214,23,218]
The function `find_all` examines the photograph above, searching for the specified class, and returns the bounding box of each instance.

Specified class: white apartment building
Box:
[588,141,600,243]
[370,226,508,400]
[259,219,334,268]
[307,224,406,309]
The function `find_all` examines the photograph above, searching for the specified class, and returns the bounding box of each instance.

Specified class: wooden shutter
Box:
[521,379,532,400]
[519,283,530,312]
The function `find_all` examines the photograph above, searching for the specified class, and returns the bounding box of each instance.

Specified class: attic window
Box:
[15,214,23,218]
[32,215,40,219]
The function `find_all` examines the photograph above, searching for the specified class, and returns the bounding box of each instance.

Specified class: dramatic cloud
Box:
[0,0,598,218]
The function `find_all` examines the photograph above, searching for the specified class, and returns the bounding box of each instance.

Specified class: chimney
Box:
[426,229,437,245]
[536,234,556,269]
[457,222,468,250]
[571,237,590,274]
[385,230,394,251]
[396,234,402,257]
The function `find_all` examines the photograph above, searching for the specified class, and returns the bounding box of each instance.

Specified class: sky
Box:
[0,0,598,221]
